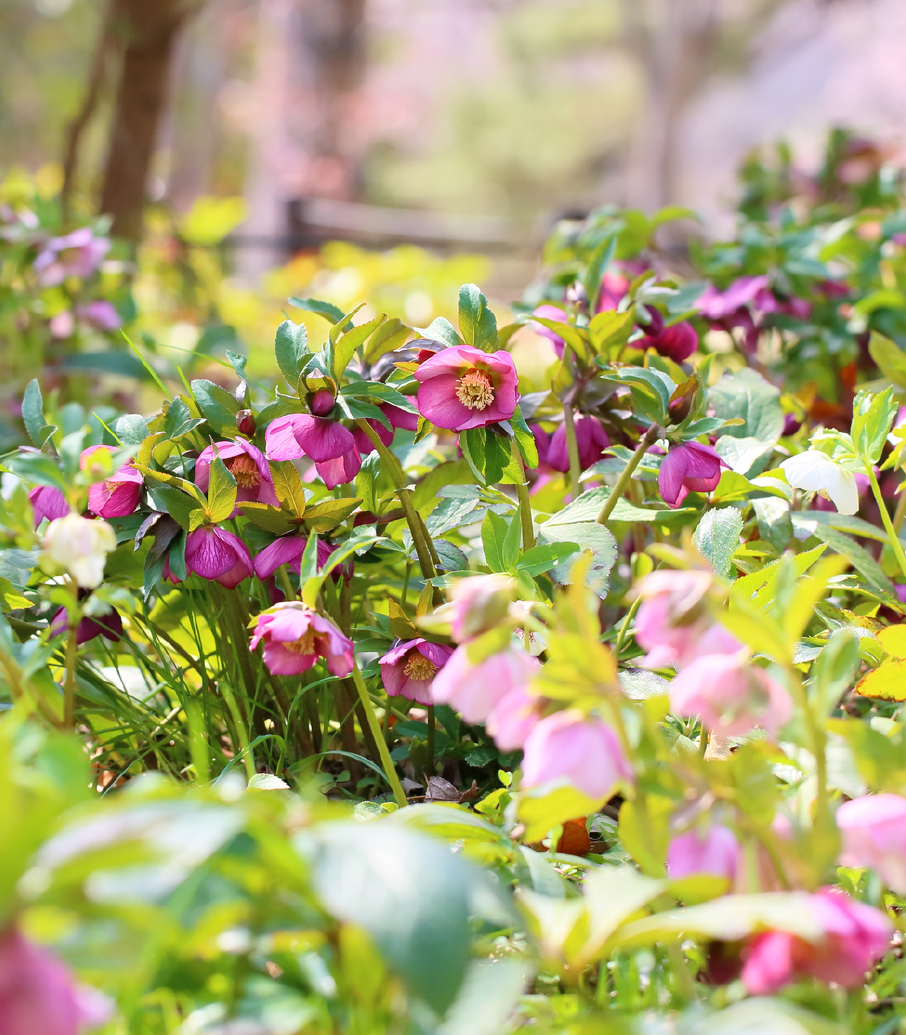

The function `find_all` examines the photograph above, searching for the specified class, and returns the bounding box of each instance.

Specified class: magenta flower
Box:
[50,605,122,644]
[430,644,539,723]
[314,448,362,490]
[0,924,108,1035]
[530,304,570,359]
[669,653,792,739]
[837,793,906,894]
[698,276,769,321]
[414,345,519,432]
[485,684,543,751]
[265,413,361,488]
[184,526,253,588]
[33,227,109,287]
[379,638,454,706]
[352,404,419,455]
[81,445,143,519]
[740,888,892,994]
[28,485,69,528]
[77,300,121,330]
[667,825,739,881]
[521,709,632,802]
[546,415,609,473]
[250,601,354,676]
[596,269,632,312]
[634,321,698,363]
[658,441,728,508]
[254,535,337,580]
[195,440,279,507]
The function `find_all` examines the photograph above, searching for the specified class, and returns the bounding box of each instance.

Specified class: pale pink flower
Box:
[485,684,543,751]
[837,793,906,893]
[250,602,353,677]
[430,644,539,724]
[194,440,279,507]
[81,445,143,519]
[414,345,519,432]
[444,574,515,642]
[379,638,454,706]
[667,825,739,881]
[33,227,109,287]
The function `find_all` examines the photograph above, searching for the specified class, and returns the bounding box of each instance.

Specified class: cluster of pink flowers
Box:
[697,275,812,355]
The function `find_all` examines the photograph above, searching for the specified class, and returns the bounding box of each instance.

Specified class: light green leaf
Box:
[458,283,498,352]
[692,506,743,578]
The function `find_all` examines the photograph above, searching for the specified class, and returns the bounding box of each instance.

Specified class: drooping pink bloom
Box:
[184,526,253,588]
[667,825,739,881]
[81,445,143,519]
[50,605,123,644]
[634,321,699,363]
[351,404,419,455]
[250,602,354,677]
[430,644,539,723]
[194,440,279,507]
[530,304,570,359]
[485,684,544,751]
[28,485,69,528]
[314,448,362,489]
[658,441,728,508]
[521,709,633,802]
[740,888,892,995]
[379,638,454,706]
[698,276,769,321]
[253,535,336,580]
[837,793,906,893]
[596,270,631,312]
[265,413,357,465]
[443,574,515,642]
[0,924,109,1034]
[669,653,792,739]
[414,345,519,432]
[33,227,109,287]
[546,415,609,472]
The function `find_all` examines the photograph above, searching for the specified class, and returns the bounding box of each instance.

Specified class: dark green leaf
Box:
[288,296,345,323]
[162,397,205,440]
[22,379,46,447]
[190,379,241,436]
[458,283,498,352]
[274,319,310,387]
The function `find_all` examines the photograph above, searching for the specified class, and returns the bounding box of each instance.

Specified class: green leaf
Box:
[518,782,603,843]
[460,428,508,486]
[364,318,412,363]
[274,319,310,387]
[851,386,896,465]
[516,542,580,577]
[328,303,366,346]
[481,511,507,572]
[148,486,203,529]
[288,296,345,323]
[422,317,463,347]
[587,309,634,353]
[692,506,743,578]
[868,331,906,389]
[540,522,617,596]
[111,413,150,445]
[190,379,241,436]
[583,233,617,311]
[22,379,47,447]
[790,514,895,594]
[205,454,238,523]
[458,284,498,352]
[330,315,386,380]
[304,497,362,532]
[162,397,205,440]
[709,368,783,443]
[357,450,381,513]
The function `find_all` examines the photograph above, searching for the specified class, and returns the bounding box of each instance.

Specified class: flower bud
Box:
[667,376,699,425]
[237,409,256,436]
[309,388,336,417]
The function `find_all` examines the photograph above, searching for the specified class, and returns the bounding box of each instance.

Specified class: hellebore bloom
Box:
[351,403,420,455]
[33,227,109,287]
[837,793,906,893]
[194,439,279,507]
[669,652,792,739]
[43,514,117,589]
[634,321,699,363]
[50,605,123,644]
[431,644,539,724]
[546,415,609,473]
[253,535,336,580]
[667,825,739,881]
[443,573,516,642]
[184,526,253,588]
[740,888,892,995]
[530,304,570,359]
[485,684,544,751]
[81,445,143,519]
[596,270,631,312]
[250,601,354,677]
[265,412,361,488]
[780,451,859,515]
[521,709,633,803]
[28,485,69,528]
[314,449,362,490]
[379,638,454,706]
[658,441,728,508]
[0,925,109,1035]
[414,345,519,432]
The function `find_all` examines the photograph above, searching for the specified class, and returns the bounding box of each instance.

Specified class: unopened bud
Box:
[667,375,699,425]
[636,304,664,336]
[309,388,336,416]
[237,409,256,436]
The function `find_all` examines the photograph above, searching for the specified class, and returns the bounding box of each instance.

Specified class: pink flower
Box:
[77,300,121,330]
[265,414,361,488]
[596,270,631,312]
[28,485,69,528]
[546,415,609,473]
[698,276,769,320]
[837,793,906,893]
[444,574,515,642]
[250,602,353,677]
[314,449,362,490]
[431,644,539,723]
[0,925,108,1034]
[379,638,454,706]
[81,445,143,519]
[667,825,739,881]
[253,535,336,580]
[194,440,279,507]
[50,606,122,644]
[530,304,570,359]
[485,684,543,751]
[184,527,253,588]
[414,345,519,432]
[741,888,892,994]
[669,653,792,739]
[521,710,632,802]
[634,321,699,363]
[33,227,109,287]
[352,404,420,455]
[658,441,728,508]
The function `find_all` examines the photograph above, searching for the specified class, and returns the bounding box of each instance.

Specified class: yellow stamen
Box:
[404,652,438,681]
[227,454,261,489]
[455,369,495,411]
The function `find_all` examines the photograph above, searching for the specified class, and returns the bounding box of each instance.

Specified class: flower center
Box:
[403,652,438,681]
[455,369,495,411]
[283,629,317,655]
[227,454,261,489]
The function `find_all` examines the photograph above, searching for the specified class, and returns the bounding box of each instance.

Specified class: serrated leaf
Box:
[540,521,617,596]
[22,379,47,447]
[330,315,386,380]
[851,386,896,465]
[274,319,310,386]
[364,318,412,363]
[239,502,296,534]
[692,506,743,578]
[458,284,498,352]
[162,397,205,440]
[269,460,307,517]
[422,317,463,348]
[304,497,362,532]
[190,378,241,435]
[205,453,237,523]
[854,660,906,701]
[288,296,345,323]
[709,368,783,443]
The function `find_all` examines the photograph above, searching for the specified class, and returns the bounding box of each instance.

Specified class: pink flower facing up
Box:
[33,227,109,287]
[379,638,454,706]
[414,345,519,432]
[667,825,739,881]
[521,709,633,803]
[740,888,893,995]
[669,653,792,739]
[28,485,70,529]
[837,793,906,893]
[80,445,143,519]
[184,527,253,588]
[658,441,729,508]
[634,321,699,363]
[265,394,361,490]
[194,440,279,508]
[250,602,354,677]
[431,644,539,724]
[546,415,610,473]
[0,925,108,1035]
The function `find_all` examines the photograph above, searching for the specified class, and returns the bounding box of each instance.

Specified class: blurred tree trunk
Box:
[98,0,199,242]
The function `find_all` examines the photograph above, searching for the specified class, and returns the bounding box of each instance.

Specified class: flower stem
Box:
[63,579,79,728]
[562,402,582,499]
[866,463,906,582]
[509,438,535,550]
[596,424,660,525]
[349,660,408,808]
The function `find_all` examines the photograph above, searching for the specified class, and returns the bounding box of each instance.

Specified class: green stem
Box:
[509,438,535,550]
[597,424,660,525]
[893,484,906,535]
[426,705,436,771]
[349,660,408,808]
[63,579,79,728]
[867,464,906,582]
[562,403,582,499]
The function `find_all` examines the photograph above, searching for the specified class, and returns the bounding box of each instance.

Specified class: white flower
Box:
[43,513,117,588]
[780,450,859,515]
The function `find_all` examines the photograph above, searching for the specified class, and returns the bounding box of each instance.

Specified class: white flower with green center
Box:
[780,450,859,515]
